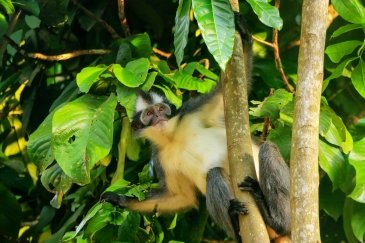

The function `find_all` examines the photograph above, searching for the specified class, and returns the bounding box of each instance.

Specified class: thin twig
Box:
[252,35,275,48]
[27,49,111,61]
[71,0,120,39]
[152,48,172,58]
[117,0,131,37]
[272,0,294,93]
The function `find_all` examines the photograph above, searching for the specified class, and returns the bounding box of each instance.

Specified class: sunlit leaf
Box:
[192,0,235,70]
[348,138,365,203]
[52,94,117,184]
[76,65,108,93]
[325,40,362,63]
[332,0,365,24]
[351,58,365,99]
[246,0,283,29]
[331,23,363,38]
[174,0,191,67]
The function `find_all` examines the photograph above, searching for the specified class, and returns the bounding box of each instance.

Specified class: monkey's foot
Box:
[238,176,260,192]
[100,191,128,207]
[229,199,248,215]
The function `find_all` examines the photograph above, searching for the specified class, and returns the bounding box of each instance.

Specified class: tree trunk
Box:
[290,0,329,242]
[223,3,270,241]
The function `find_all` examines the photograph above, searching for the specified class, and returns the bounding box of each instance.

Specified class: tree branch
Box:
[117,0,131,37]
[290,0,329,241]
[224,2,270,243]
[71,0,120,39]
[27,49,111,61]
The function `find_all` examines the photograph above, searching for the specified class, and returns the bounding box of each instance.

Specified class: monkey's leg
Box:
[206,167,247,242]
[239,142,290,236]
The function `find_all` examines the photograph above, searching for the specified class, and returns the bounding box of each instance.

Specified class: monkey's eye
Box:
[147,110,153,116]
[159,106,164,111]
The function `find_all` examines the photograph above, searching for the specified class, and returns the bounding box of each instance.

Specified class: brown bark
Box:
[223,32,270,243]
[290,0,329,242]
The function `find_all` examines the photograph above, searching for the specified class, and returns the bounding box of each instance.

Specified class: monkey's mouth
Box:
[152,118,168,126]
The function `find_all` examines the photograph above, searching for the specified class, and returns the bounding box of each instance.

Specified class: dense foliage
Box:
[0,0,365,242]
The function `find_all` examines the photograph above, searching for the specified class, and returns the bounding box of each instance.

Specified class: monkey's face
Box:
[140,103,171,127]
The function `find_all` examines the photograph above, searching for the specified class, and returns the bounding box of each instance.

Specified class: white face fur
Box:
[135,92,164,113]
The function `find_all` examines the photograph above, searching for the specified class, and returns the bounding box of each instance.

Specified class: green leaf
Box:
[319,175,345,221]
[348,138,365,203]
[331,23,363,38]
[0,13,8,37]
[154,84,182,108]
[125,58,150,84]
[113,58,149,88]
[25,15,41,29]
[0,0,14,14]
[332,0,365,24]
[128,33,153,58]
[343,199,360,243]
[351,201,365,242]
[267,125,292,161]
[319,104,348,149]
[192,0,235,70]
[28,112,55,172]
[325,40,362,63]
[76,65,108,93]
[174,0,191,67]
[351,58,365,99]
[116,84,137,119]
[52,94,117,184]
[141,71,158,92]
[112,64,136,87]
[40,164,73,207]
[324,57,357,83]
[246,0,283,30]
[0,182,21,238]
[13,0,40,15]
[250,89,293,119]
[319,140,352,191]
[170,70,216,93]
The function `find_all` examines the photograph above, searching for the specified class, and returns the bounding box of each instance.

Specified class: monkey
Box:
[101,12,291,242]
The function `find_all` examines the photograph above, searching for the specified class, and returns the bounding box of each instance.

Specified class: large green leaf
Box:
[348,138,365,203]
[325,40,362,63]
[351,58,365,99]
[331,23,363,38]
[169,70,216,93]
[174,0,191,67]
[76,65,109,93]
[246,0,283,29]
[0,13,8,37]
[319,140,353,192]
[332,0,365,24]
[116,84,137,119]
[0,182,21,238]
[250,89,293,120]
[28,111,55,172]
[351,201,365,242]
[40,164,73,208]
[112,58,149,88]
[192,0,234,70]
[52,94,117,184]
[0,0,14,14]
[128,33,153,58]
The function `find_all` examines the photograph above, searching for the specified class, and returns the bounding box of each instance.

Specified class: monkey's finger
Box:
[100,191,128,207]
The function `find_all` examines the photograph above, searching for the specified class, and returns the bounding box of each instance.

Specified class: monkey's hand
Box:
[238,176,260,193]
[100,191,128,208]
[229,199,248,215]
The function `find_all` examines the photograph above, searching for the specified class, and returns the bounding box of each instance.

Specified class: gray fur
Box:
[259,141,291,234]
[206,167,235,238]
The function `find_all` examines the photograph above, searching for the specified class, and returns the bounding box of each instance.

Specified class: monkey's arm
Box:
[101,173,198,213]
[239,142,290,235]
